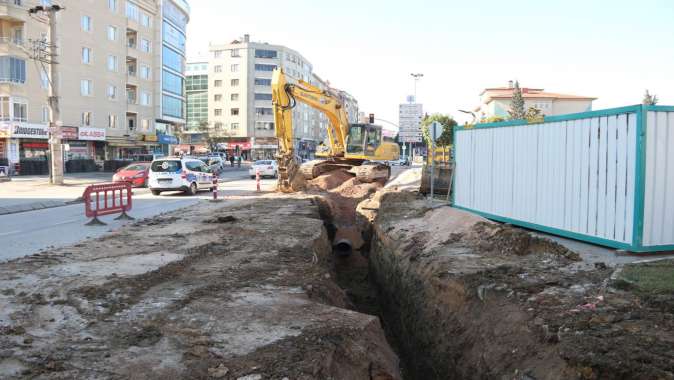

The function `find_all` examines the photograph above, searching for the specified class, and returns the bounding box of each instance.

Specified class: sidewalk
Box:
[0,172,112,215]
[0,168,252,216]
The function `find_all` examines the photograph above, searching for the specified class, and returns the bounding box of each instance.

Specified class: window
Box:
[214,80,222,87]
[255,121,275,130]
[231,108,239,116]
[231,93,239,101]
[231,123,239,130]
[162,46,184,73]
[140,91,151,106]
[81,16,92,32]
[42,106,49,123]
[230,64,239,72]
[0,57,26,84]
[162,70,183,95]
[162,95,183,118]
[141,119,150,131]
[125,2,139,21]
[162,21,185,53]
[81,112,92,126]
[108,114,117,128]
[213,65,222,73]
[140,38,151,53]
[255,107,273,116]
[214,94,222,101]
[255,49,278,59]
[12,28,23,45]
[107,26,117,41]
[80,80,92,96]
[108,0,116,11]
[231,49,240,57]
[231,79,239,86]
[141,13,151,28]
[107,55,117,71]
[40,68,49,89]
[254,93,272,101]
[107,85,117,100]
[82,47,91,64]
[128,117,135,130]
[213,50,222,58]
[214,109,222,116]
[254,78,271,86]
[214,122,223,129]
[140,65,151,79]
[255,64,277,72]
[12,100,26,122]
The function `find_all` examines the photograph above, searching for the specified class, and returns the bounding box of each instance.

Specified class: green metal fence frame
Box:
[452,104,674,253]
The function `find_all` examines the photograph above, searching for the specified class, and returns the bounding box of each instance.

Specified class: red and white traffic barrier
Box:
[83,182,134,226]
[211,176,222,202]
[256,169,261,192]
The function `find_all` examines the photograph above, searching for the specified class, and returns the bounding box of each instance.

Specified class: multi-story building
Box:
[0,0,189,171]
[475,81,597,120]
[176,61,208,154]
[208,35,348,160]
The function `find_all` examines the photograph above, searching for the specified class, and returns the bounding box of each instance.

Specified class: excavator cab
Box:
[345,124,383,159]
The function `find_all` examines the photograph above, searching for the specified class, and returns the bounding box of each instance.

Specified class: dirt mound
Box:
[308,169,355,191]
[368,191,674,379]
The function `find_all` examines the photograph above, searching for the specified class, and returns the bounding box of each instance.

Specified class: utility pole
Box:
[29,5,64,185]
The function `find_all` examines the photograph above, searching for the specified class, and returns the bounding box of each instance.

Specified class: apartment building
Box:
[0,0,189,170]
[207,35,355,160]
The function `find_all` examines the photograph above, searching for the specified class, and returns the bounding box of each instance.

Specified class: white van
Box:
[148,157,214,196]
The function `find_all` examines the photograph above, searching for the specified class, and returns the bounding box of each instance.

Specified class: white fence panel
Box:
[454,110,639,247]
[643,111,674,246]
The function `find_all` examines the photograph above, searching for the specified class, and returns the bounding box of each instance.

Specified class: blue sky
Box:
[186,0,674,125]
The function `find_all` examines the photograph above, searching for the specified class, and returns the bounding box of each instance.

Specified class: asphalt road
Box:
[1,174,277,262]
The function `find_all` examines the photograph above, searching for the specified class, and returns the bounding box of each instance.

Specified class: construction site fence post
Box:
[82,182,134,226]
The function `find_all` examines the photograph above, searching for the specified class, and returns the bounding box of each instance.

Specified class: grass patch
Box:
[618,259,674,294]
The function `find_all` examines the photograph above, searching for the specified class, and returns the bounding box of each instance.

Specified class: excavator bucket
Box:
[276,154,306,192]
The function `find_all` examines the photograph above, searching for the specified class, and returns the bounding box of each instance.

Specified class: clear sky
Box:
[186,0,674,125]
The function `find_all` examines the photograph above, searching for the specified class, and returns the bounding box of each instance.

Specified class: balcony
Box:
[126,85,137,105]
[0,1,29,22]
[0,36,25,56]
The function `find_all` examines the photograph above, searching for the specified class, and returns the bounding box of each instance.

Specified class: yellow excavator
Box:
[272,69,400,192]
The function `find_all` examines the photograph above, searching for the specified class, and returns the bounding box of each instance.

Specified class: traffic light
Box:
[369,113,375,124]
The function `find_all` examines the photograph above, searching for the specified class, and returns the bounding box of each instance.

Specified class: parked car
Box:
[249,160,278,179]
[148,157,214,196]
[112,162,151,187]
[388,157,410,166]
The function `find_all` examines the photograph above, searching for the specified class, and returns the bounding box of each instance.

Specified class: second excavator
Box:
[272,69,400,192]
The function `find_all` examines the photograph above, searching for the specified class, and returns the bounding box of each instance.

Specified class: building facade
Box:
[475,81,597,121]
[0,0,189,172]
[207,35,356,160]
[177,61,208,154]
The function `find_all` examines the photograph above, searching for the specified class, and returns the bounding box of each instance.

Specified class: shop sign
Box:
[253,144,278,149]
[144,134,158,142]
[79,127,106,141]
[0,125,9,138]
[157,134,179,145]
[216,142,252,150]
[10,124,49,139]
[60,126,79,140]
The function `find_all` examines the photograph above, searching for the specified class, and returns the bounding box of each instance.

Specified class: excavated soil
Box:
[366,191,674,380]
[0,197,400,379]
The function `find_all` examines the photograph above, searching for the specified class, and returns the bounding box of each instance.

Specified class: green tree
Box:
[421,113,457,163]
[508,81,526,120]
[525,106,543,123]
[643,90,659,106]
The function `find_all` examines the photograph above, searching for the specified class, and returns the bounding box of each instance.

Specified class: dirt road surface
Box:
[0,195,399,379]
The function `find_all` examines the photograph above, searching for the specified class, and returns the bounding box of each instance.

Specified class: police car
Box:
[148,157,214,196]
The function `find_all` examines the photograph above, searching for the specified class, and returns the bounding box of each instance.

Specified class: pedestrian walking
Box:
[229,155,235,167]
[237,156,241,168]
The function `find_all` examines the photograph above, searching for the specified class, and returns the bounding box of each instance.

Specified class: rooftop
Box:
[482,86,597,101]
